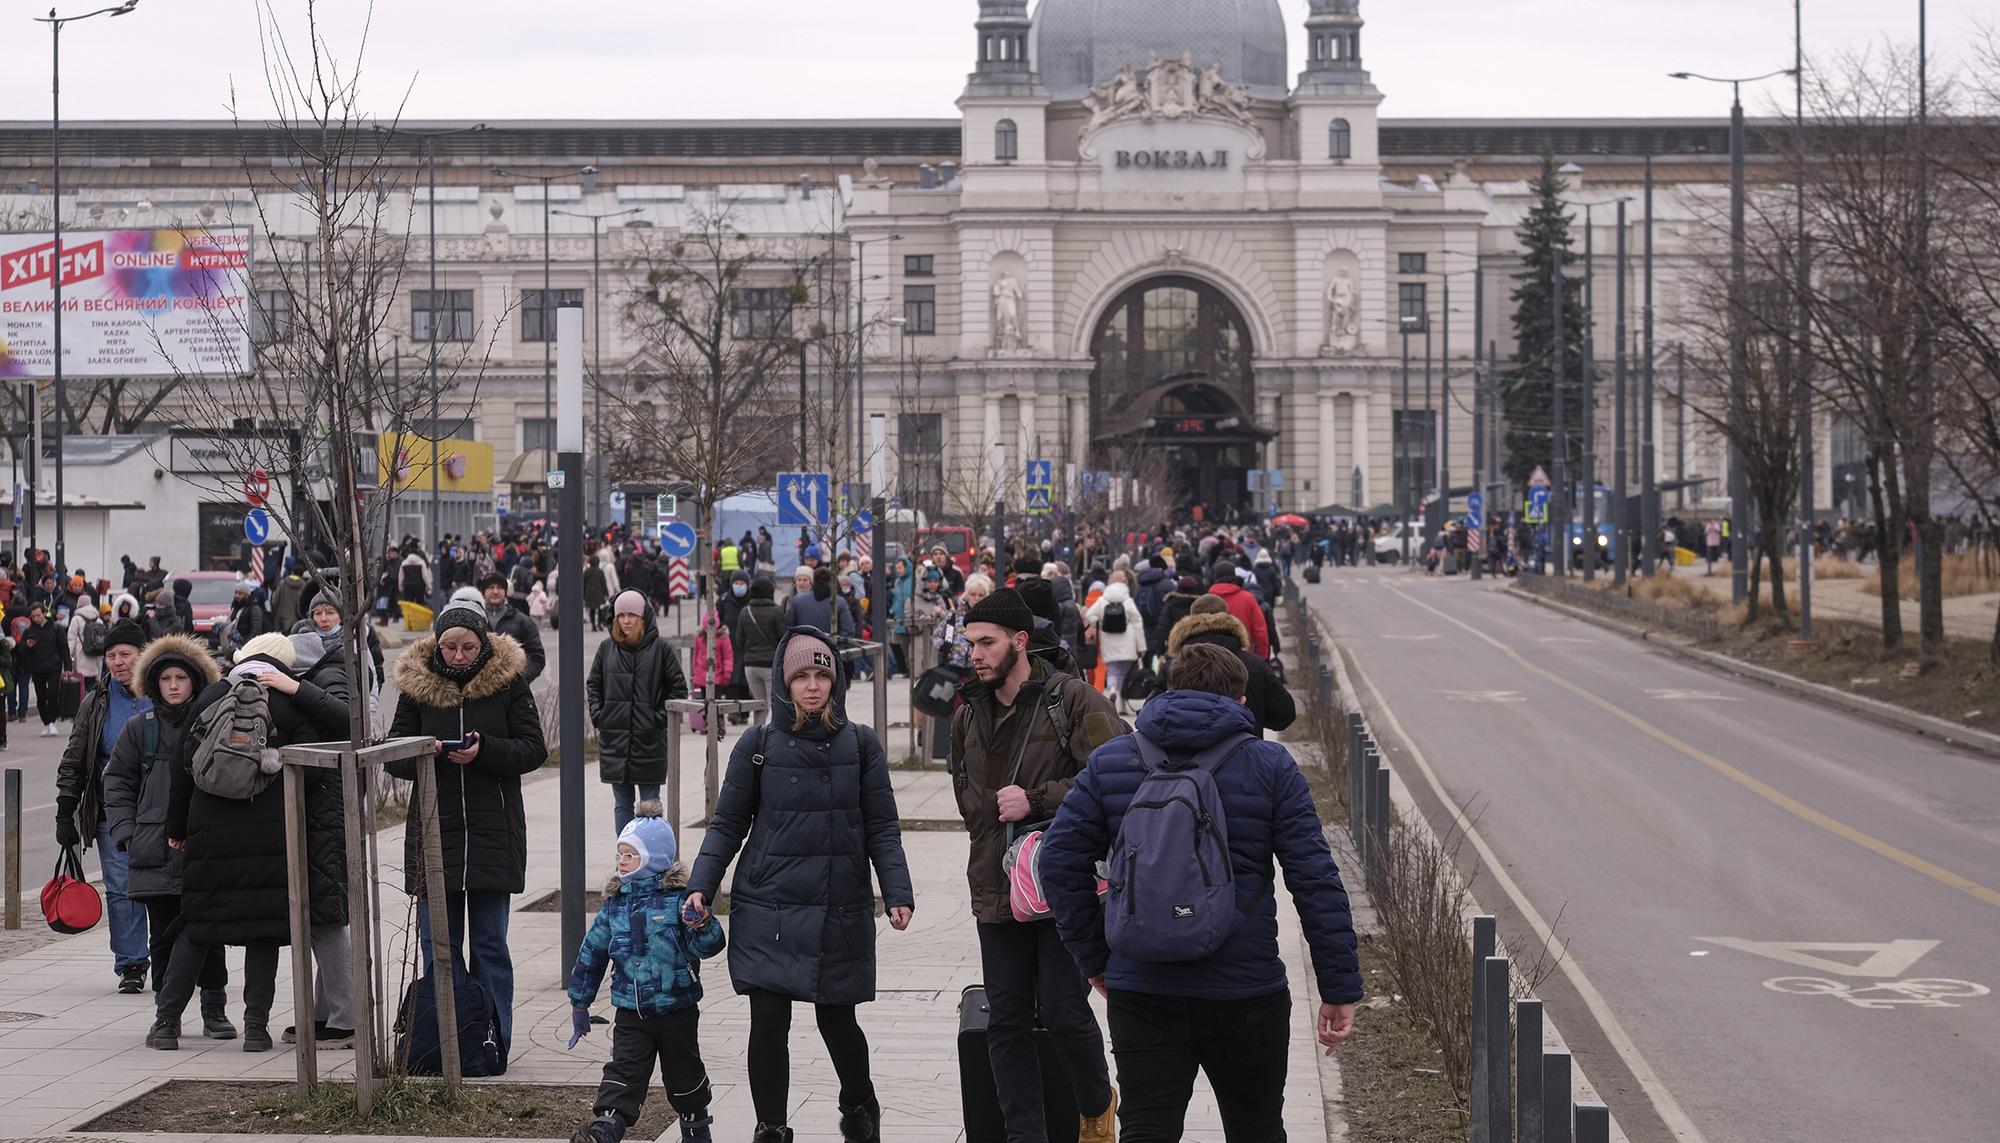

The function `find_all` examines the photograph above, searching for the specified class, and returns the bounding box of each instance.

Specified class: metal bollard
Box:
[1484,957,1513,1143]
[1470,917,1497,1143]
[1573,1104,1609,1143]
[1516,999,1544,1143]
[1541,1051,1573,1143]
[1365,763,1390,886]
[3,768,20,930]
[1308,631,1322,666]
[1318,664,1334,710]
[1346,713,1363,803]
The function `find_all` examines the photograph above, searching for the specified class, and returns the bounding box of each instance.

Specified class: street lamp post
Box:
[373,123,486,550]
[1643,155,1660,573]
[34,0,142,577]
[1399,318,1414,563]
[491,164,597,476]
[1581,202,1597,583]
[553,206,643,538]
[849,234,900,510]
[1614,199,1630,587]
[1672,68,1795,605]
[1795,0,1814,640]
[1551,234,1568,578]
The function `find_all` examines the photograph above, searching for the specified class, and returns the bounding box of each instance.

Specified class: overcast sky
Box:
[3,0,1981,124]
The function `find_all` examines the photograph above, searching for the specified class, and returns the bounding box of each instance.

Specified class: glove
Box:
[54,797,81,849]
[567,1008,592,1050]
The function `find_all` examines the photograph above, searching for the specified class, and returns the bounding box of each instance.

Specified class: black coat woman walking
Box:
[386,601,546,1050]
[586,590,687,833]
[688,627,915,1143]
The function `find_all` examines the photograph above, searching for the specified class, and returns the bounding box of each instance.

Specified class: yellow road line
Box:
[1389,585,2000,911]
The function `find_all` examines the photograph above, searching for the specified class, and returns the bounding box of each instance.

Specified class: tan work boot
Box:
[1080,1089,1118,1142]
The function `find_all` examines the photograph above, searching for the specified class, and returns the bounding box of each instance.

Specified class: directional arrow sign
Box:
[1467,491,1485,529]
[658,521,698,559]
[244,507,272,546]
[1695,938,1940,979]
[1027,459,1053,488]
[853,510,873,536]
[777,472,831,527]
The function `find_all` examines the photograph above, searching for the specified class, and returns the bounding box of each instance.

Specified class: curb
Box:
[1512,588,2000,763]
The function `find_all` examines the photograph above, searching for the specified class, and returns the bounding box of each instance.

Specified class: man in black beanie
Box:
[54,617,154,992]
[949,587,1124,1141]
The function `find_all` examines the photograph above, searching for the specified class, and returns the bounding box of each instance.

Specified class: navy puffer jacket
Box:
[1038,688,1364,1005]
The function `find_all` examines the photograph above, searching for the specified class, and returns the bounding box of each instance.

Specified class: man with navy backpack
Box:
[1038,642,1362,1141]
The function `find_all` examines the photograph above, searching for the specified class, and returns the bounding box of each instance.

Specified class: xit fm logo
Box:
[1,238,104,291]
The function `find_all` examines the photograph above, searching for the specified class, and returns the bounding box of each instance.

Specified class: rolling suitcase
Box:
[1303,563,1322,584]
[957,985,1080,1143]
[59,671,84,719]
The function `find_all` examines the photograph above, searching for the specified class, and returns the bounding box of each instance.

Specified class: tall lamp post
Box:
[1399,315,1418,563]
[553,206,643,535]
[848,234,900,508]
[372,122,486,548]
[35,0,143,577]
[553,307,587,976]
[1794,0,1814,640]
[1671,68,1795,606]
[490,164,597,462]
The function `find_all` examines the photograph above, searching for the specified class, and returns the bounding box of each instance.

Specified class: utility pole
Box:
[1552,244,1569,578]
[1642,155,1660,573]
[1582,205,1597,582]
[1796,0,1814,640]
[1728,81,1750,606]
[1614,200,1630,588]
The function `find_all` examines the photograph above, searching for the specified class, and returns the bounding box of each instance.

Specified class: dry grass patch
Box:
[1814,557,1866,580]
[1865,553,2000,599]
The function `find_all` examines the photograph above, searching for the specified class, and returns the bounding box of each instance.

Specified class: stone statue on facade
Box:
[1322,271,1360,355]
[991,272,1026,353]
[1197,63,1257,128]
[1082,63,1147,135]
[1079,55,1265,159]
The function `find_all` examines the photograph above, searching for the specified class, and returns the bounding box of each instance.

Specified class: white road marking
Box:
[1694,937,1939,979]
[1762,976,1989,1009]
[1350,586,1713,1143]
[1646,689,1742,703]
[1540,636,1600,645]
[1442,690,1527,704]
[1382,633,1441,642]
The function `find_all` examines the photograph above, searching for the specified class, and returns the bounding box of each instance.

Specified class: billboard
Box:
[0,227,253,379]
[378,432,496,496]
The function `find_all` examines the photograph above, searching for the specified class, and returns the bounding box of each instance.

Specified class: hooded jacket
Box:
[101,634,222,899]
[733,582,785,670]
[586,608,689,784]
[386,633,547,894]
[949,657,1126,925]
[171,578,195,635]
[1206,582,1270,659]
[691,610,734,691]
[688,627,914,1005]
[566,863,726,1017]
[1134,566,1172,653]
[1038,689,1362,1005]
[169,653,351,945]
[1168,611,1296,736]
[1084,581,1144,665]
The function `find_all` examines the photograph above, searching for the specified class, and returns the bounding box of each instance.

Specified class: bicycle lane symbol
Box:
[1694,937,1991,1010]
[1762,977,1991,1010]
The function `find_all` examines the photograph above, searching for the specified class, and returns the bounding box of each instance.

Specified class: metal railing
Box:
[1516,572,1721,643]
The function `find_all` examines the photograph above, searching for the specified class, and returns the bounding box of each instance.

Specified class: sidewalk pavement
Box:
[0,663,1344,1143]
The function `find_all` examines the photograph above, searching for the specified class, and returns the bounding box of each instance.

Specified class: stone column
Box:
[1259,392,1281,510]
[1318,391,1340,508]
[1654,396,1668,490]
[1017,391,1038,502]
[1069,396,1090,477]
[983,394,1003,503]
[1351,391,1372,507]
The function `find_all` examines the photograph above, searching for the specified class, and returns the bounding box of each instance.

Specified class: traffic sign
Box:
[1269,469,1285,491]
[244,469,270,507]
[853,510,873,535]
[659,521,698,559]
[1467,492,1485,530]
[609,490,627,512]
[1025,486,1053,514]
[1026,459,1053,488]
[1528,465,1551,490]
[495,491,511,515]
[778,472,831,527]
[11,482,20,528]
[546,469,567,490]
[1526,487,1550,525]
[667,558,692,600]
[244,507,271,545]
[656,493,678,521]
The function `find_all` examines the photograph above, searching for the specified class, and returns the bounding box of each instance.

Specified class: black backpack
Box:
[1100,601,1128,634]
[80,615,107,657]
[394,956,507,1077]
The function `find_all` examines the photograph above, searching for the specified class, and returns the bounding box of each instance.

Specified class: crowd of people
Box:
[44,515,1352,1143]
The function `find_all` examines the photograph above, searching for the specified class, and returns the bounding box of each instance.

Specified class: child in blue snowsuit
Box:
[567,802,726,1143]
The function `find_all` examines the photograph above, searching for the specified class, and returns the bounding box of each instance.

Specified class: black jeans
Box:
[975,920,1113,1142]
[594,1006,711,1126]
[1107,988,1292,1142]
[141,896,227,1002]
[745,990,874,1126]
[32,669,60,726]
[159,934,278,1026]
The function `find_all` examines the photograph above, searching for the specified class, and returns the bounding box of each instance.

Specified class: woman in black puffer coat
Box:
[688,626,914,1142]
[586,590,687,834]
[385,601,545,1049]
[163,631,349,1050]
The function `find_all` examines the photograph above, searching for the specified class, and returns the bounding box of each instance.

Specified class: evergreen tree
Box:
[1500,151,1587,489]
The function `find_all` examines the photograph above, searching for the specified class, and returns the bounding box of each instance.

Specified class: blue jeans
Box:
[96,821,150,975]
[610,783,662,836]
[416,888,515,1047]
[7,672,28,720]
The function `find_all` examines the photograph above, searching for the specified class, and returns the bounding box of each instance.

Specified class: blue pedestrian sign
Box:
[244,507,271,545]
[1525,487,1550,525]
[1026,459,1053,489]
[1025,486,1053,514]
[1467,492,1485,530]
[777,472,831,527]
[853,510,873,536]
[659,521,698,559]
[1269,469,1285,491]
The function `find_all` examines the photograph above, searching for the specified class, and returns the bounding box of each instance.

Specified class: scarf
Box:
[430,638,493,685]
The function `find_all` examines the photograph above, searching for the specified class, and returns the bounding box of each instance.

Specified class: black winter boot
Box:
[241,1013,272,1052]
[837,1097,880,1143]
[751,1125,793,1143]
[569,1112,624,1143]
[144,1017,179,1050]
[677,1109,713,1143]
[200,993,237,1040]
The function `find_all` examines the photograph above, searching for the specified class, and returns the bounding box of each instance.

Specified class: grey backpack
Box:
[190,674,279,800]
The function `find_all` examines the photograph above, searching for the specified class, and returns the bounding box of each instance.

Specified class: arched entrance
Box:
[1088,275,1272,510]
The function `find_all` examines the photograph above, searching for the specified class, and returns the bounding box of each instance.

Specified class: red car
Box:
[179,571,244,648]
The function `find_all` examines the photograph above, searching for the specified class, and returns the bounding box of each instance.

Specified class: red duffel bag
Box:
[42,845,102,934]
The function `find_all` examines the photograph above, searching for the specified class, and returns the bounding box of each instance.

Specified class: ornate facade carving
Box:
[1079,53,1263,159]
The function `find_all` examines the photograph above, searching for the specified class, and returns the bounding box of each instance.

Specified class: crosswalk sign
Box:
[1025,486,1053,514]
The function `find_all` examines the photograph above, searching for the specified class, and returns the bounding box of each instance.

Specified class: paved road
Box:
[1306,570,2000,1143]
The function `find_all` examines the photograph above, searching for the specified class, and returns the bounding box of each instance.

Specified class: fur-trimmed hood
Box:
[393,632,528,707]
[1168,609,1248,657]
[132,633,224,700]
[603,861,690,897]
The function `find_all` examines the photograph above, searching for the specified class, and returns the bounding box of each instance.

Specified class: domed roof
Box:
[1033,0,1290,102]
